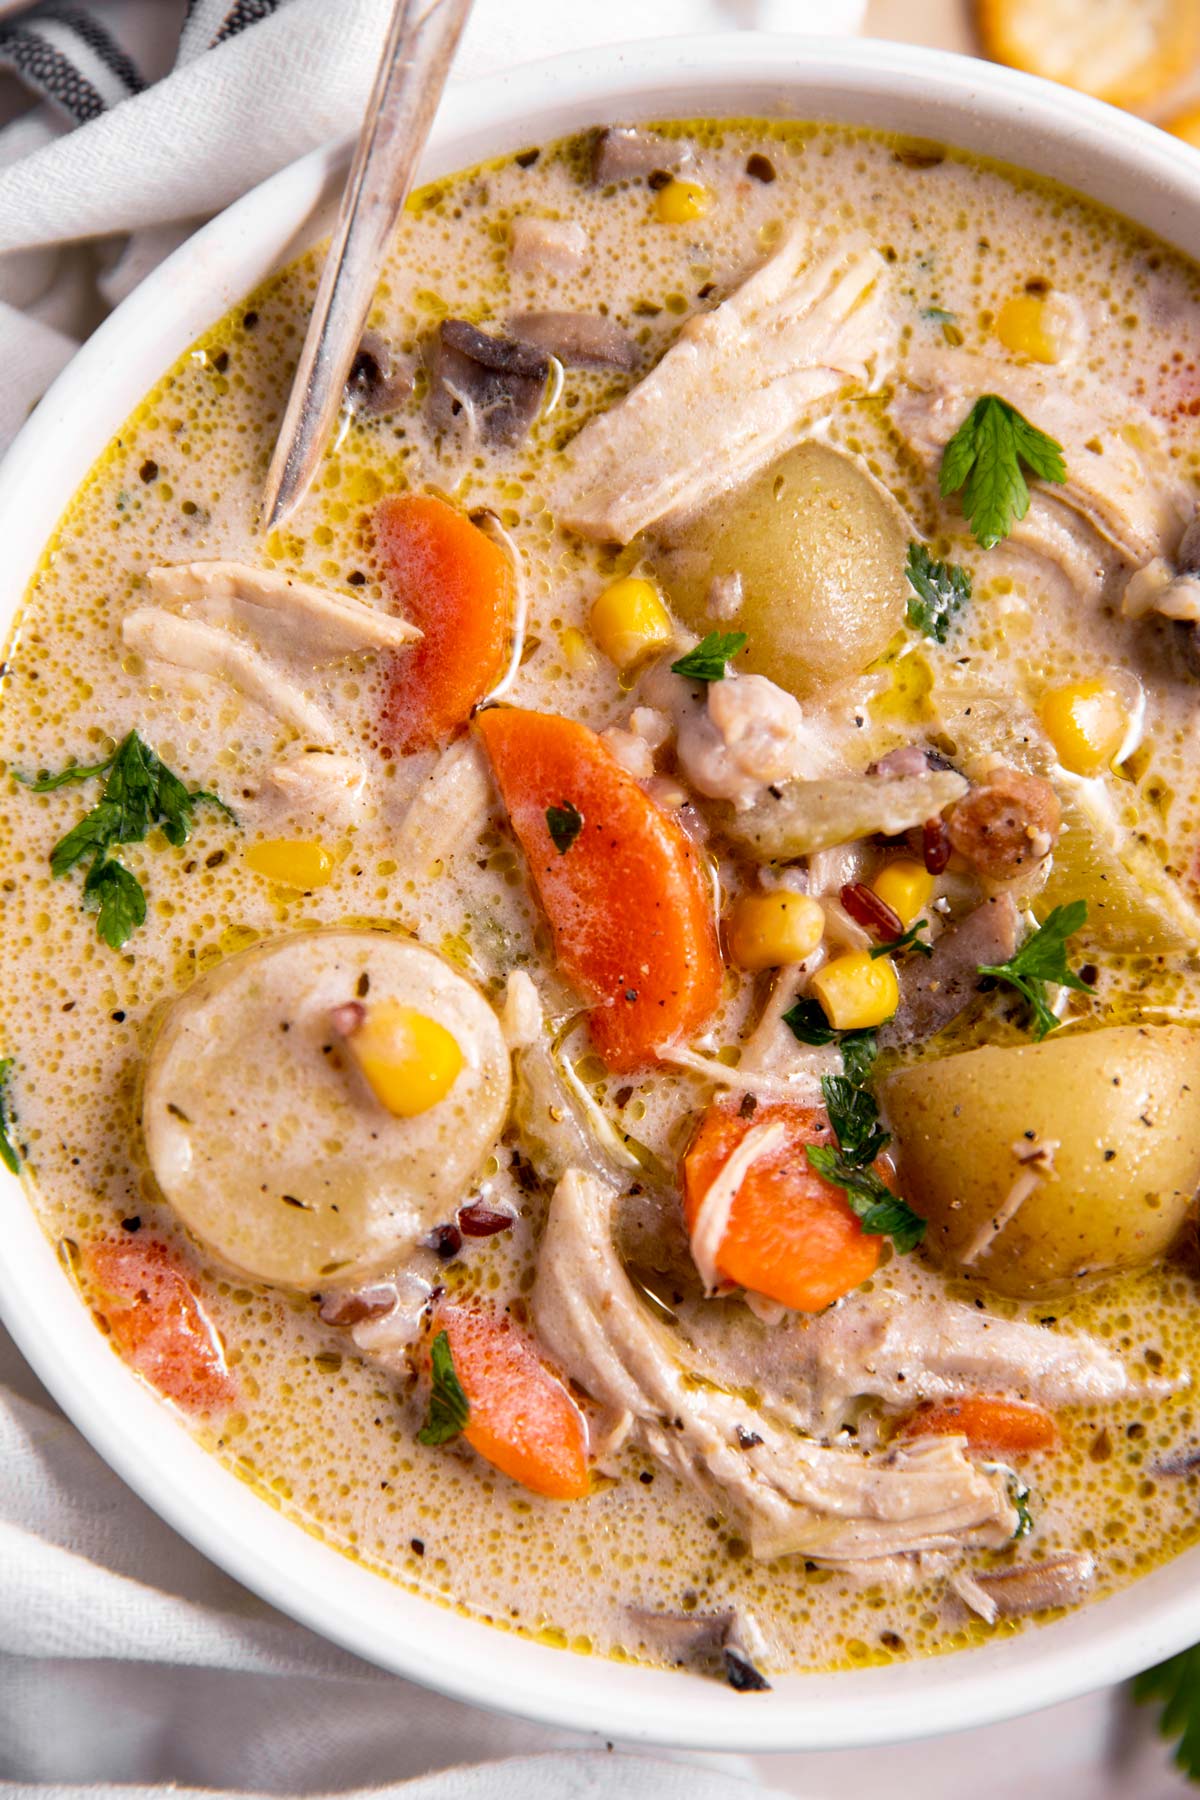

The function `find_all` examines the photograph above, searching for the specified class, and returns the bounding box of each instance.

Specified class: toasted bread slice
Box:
[977,0,1200,108]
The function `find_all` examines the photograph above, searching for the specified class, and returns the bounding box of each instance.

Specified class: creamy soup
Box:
[5,119,1200,1685]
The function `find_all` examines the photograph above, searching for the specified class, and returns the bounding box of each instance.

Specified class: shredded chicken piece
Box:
[602,725,656,780]
[392,739,494,873]
[559,227,888,543]
[508,216,589,277]
[893,349,1190,573]
[533,1170,1017,1564]
[651,663,837,810]
[957,1138,1059,1268]
[122,607,334,740]
[258,750,368,831]
[147,560,419,661]
[500,970,542,1049]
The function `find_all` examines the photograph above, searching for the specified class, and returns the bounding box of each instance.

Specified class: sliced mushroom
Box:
[344,331,412,417]
[509,310,638,371]
[426,318,551,446]
[625,1607,771,1691]
[142,930,511,1290]
[592,126,692,184]
[966,1552,1095,1620]
[879,895,1020,1046]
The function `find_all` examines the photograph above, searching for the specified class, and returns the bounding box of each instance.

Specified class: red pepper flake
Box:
[840,881,903,940]
[458,1200,515,1238]
[922,816,952,875]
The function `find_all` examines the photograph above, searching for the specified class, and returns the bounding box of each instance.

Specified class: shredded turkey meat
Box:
[533,1170,1018,1564]
[146,560,420,661]
[558,226,888,543]
[122,607,334,740]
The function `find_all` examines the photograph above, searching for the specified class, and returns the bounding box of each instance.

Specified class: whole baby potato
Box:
[882,1025,1200,1297]
[657,441,910,698]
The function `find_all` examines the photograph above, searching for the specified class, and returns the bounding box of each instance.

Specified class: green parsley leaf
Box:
[28,730,235,951]
[418,1329,470,1446]
[820,1073,891,1166]
[869,916,933,960]
[82,857,147,950]
[15,753,115,792]
[671,631,748,683]
[782,998,878,1082]
[979,900,1090,1042]
[546,801,583,854]
[904,542,972,644]
[806,1145,927,1253]
[1134,1646,1200,1782]
[0,1057,19,1175]
[939,394,1067,548]
[807,1072,925,1253]
[921,306,957,324]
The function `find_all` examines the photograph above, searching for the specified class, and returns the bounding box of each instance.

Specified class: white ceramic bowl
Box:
[3,31,1200,1753]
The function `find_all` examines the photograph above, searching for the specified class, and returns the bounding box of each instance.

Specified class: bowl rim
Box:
[3,29,1200,1753]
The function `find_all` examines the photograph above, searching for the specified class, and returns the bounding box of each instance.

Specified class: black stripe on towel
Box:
[0,22,105,123]
[40,5,146,95]
[212,0,282,46]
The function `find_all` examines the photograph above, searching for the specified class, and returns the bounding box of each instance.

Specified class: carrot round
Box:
[437,1303,589,1500]
[681,1101,881,1312]
[378,493,512,754]
[84,1238,236,1414]
[476,706,722,1071]
[899,1396,1058,1454]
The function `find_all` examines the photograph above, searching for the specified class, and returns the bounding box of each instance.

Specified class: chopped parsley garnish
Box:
[939,394,1066,549]
[1134,1646,1200,1781]
[922,306,957,324]
[806,1072,926,1254]
[418,1328,470,1446]
[18,730,235,950]
[0,1058,19,1174]
[870,917,933,959]
[671,631,747,683]
[978,900,1090,1042]
[546,800,583,854]
[904,541,972,644]
[782,997,877,1083]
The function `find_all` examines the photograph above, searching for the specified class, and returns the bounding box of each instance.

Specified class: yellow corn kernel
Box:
[872,859,935,930]
[589,577,673,671]
[344,999,463,1119]
[245,839,334,889]
[727,891,825,972]
[811,950,900,1031]
[995,293,1058,364]
[1039,680,1129,777]
[655,178,711,225]
[561,625,596,673]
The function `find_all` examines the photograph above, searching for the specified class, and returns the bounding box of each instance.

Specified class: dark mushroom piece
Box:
[970,1552,1095,1619]
[425,319,551,447]
[317,1283,400,1327]
[509,310,639,372]
[879,893,1019,1046]
[344,332,412,418]
[625,1607,771,1691]
[592,125,693,185]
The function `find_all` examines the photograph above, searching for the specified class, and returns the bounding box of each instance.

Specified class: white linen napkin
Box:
[0,4,863,1791]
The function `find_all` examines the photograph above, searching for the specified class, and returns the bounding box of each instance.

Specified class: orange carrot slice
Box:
[378,493,512,754]
[436,1303,589,1500]
[680,1101,881,1313]
[899,1396,1058,1454]
[476,706,722,1071]
[84,1238,236,1414]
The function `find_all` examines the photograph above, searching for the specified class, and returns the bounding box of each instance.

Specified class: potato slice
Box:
[884,1025,1200,1297]
[976,0,1200,109]
[142,930,511,1289]
[1037,783,1200,955]
[656,442,910,699]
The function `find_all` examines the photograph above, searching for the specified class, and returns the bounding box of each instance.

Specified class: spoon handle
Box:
[262,0,473,533]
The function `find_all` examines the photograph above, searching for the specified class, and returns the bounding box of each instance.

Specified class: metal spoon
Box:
[261,0,474,533]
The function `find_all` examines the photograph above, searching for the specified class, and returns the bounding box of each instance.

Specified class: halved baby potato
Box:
[884,1025,1200,1297]
[142,929,511,1290]
[977,0,1200,109]
[655,442,910,699]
